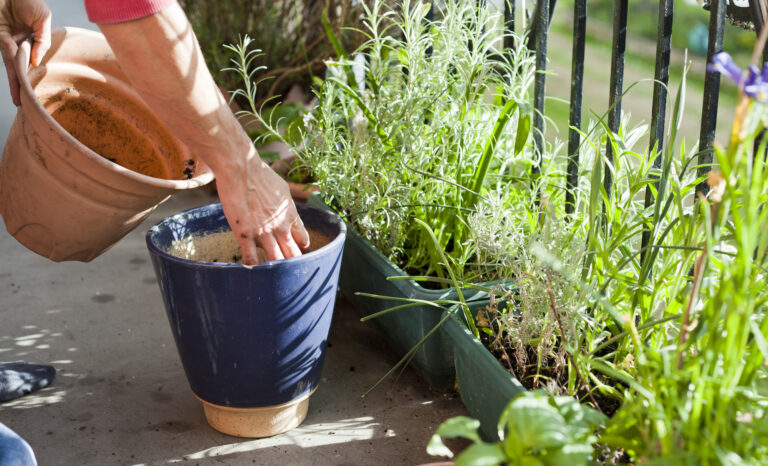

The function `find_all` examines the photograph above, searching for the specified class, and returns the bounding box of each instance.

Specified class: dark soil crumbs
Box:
[478,331,622,417]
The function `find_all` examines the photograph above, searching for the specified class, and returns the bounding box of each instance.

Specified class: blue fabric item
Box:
[0,422,36,466]
[0,362,56,402]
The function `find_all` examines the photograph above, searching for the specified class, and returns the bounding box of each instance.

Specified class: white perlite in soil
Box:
[167,229,330,264]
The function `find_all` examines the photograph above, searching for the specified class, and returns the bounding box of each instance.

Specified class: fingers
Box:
[277,231,302,259]
[30,11,51,67]
[239,232,305,266]
[0,3,50,107]
[273,211,309,259]
[256,233,285,263]
[216,158,311,265]
[292,216,311,251]
[237,232,263,266]
[238,220,308,265]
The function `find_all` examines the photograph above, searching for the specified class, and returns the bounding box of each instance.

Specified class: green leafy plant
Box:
[427,390,606,465]
[596,49,768,464]
[465,89,703,401]
[359,71,706,409]
[297,0,535,283]
[245,102,307,147]
[452,46,768,466]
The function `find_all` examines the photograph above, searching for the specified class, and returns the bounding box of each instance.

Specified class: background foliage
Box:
[179,0,371,106]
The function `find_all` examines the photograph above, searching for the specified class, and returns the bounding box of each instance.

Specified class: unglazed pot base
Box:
[196,390,314,438]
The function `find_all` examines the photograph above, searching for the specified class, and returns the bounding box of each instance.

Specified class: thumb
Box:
[0,33,20,106]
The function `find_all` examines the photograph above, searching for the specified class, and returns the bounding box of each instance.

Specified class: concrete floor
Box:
[0,2,468,465]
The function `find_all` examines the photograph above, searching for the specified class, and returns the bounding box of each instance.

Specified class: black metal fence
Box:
[458,0,764,252]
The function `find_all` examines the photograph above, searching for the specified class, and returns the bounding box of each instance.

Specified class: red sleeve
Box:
[85,0,176,24]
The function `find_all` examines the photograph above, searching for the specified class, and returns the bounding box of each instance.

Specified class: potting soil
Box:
[167,229,330,264]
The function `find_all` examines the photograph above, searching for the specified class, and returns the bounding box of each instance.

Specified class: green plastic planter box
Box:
[442,305,525,441]
[307,194,487,390]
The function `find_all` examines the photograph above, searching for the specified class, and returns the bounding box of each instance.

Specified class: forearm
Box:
[97,3,254,178]
[95,3,308,263]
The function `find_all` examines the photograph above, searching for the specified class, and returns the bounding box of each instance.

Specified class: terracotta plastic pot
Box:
[146,202,346,438]
[0,27,213,262]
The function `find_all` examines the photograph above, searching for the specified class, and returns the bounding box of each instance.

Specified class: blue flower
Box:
[708,52,768,103]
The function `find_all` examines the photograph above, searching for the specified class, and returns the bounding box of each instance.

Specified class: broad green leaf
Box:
[541,443,594,466]
[501,396,569,452]
[434,416,482,443]
[550,396,607,436]
[454,443,507,466]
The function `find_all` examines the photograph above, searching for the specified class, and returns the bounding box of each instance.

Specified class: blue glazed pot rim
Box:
[146,202,346,270]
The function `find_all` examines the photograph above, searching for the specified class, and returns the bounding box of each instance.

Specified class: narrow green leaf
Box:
[327,77,393,150]
[362,305,460,397]
[468,99,519,205]
[750,321,768,362]
[515,101,533,155]
[414,219,478,337]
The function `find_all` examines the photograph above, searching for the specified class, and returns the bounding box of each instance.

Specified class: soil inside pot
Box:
[167,228,330,264]
[477,329,622,416]
[48,95,193,180]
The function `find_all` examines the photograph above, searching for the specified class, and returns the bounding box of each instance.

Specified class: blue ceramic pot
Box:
[146,202,345,436]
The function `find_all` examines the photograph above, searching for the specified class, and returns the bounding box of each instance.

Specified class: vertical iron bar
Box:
[640,0,673,260]
[604,0,628,200]
[750,1,767,161]
[532,0,550,178]
[647,0,673,156]
[504,0,516,51]
[697,0,725,197]
[751,0,767,53]
[565,0,586,215]
[526,0,557,51]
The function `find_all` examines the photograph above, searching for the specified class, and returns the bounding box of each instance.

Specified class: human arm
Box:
[0,0,51,105]
[94,3,309,264]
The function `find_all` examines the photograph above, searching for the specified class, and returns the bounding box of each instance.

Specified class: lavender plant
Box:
[297,0,535,282]
[467,92,704,401]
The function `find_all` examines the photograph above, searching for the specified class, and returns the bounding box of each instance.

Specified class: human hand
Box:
[214,150,310,265]
[0,0,51,106]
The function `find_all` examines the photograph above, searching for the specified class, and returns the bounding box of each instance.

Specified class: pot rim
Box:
[145,202,347,269]
[16,27,214,191]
